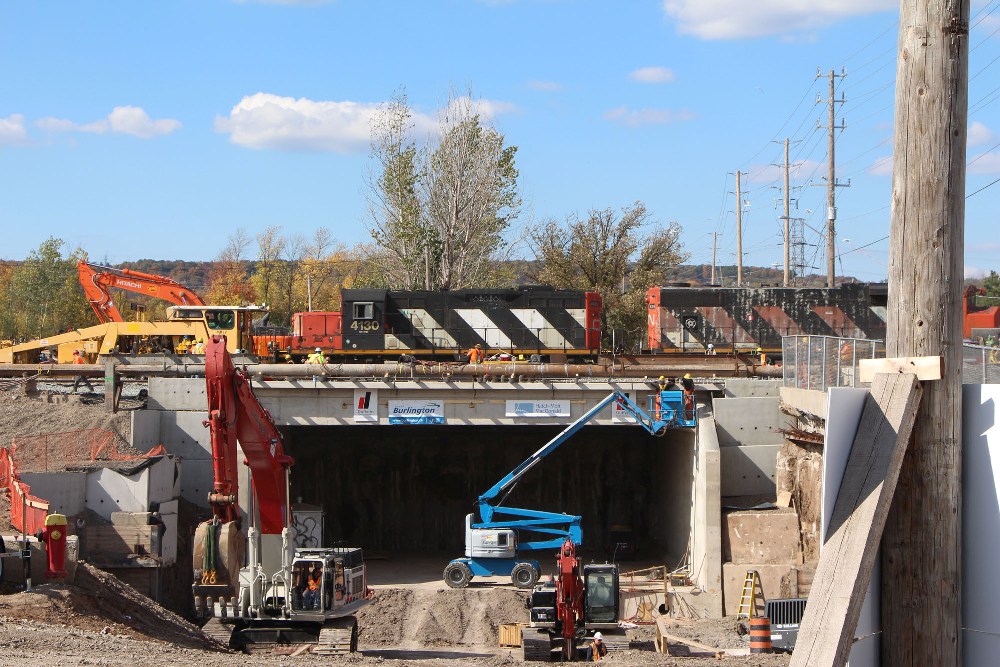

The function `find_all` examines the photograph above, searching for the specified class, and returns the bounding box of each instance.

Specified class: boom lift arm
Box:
[445,388,695,588]
[78,260,206,323]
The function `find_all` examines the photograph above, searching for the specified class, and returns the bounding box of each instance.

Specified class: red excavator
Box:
[964,284,1000,340]
[192,336,371,653]
[522,538,624,661]
[77,260,206,323]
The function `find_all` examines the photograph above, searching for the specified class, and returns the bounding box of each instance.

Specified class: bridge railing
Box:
[962,344,1000,384]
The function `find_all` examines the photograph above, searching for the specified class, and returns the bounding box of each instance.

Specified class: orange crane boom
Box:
[78,260,206,323]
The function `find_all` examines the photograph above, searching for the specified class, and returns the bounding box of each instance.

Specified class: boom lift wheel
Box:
[443,561,472,588]
[511,562,539,589]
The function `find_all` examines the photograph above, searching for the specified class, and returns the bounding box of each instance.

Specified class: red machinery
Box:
[77,260,206,323]
[964,285,1000,340]
[522,538,623,661]
[193,336,370,652]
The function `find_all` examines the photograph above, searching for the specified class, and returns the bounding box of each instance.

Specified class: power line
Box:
[967,176,1000,199]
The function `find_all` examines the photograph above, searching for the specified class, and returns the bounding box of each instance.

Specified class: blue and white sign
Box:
[505,400,571,418]
[388,399,445,424]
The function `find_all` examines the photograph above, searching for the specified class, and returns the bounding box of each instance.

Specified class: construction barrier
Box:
[0,447,49,535]
[11,428,147,472]
[749,616,773,654]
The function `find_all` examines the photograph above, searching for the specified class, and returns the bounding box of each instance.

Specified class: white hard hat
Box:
[593,632,603,640]
[315,347,322,353]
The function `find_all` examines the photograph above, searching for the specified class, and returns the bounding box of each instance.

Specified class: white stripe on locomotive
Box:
[508,309,575,349]
[453,309,513,348]
[404,309,459,348]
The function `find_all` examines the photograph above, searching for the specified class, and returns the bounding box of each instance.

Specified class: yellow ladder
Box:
[736,570,763,619]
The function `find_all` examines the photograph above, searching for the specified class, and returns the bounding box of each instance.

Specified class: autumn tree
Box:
[364,90,522,290]
[530,202,688,351]
[205,227,257,306]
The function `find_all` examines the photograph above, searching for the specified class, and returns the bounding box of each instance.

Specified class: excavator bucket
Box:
[192,519,245,619]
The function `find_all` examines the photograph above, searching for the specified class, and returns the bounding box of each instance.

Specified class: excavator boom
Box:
[78,260,206,323]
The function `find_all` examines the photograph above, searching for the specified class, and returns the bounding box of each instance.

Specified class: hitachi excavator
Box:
[77,260,206,323]
[193,336,371,653]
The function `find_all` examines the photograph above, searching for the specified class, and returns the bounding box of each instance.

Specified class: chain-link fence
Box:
[783,336,1000,388]
[782,336,885,391]
[962,345,1000,384]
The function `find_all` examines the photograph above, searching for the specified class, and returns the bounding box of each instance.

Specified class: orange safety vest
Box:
[308,573,321,591]
[469,348,483,363]
[73,355,85,364]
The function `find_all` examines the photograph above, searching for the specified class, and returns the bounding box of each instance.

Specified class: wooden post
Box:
[735,170,743,286]
[783,137,791,287]
[882,2,968,665]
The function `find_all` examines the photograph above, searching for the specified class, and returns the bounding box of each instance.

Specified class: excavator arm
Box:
[78,260,206,323]
[204,335,293,535]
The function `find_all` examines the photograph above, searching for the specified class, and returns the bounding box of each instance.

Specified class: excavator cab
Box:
[583,564,619,625]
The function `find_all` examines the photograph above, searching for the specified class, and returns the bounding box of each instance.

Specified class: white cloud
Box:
[602,106,695,127]
[216,93,516,153]
[36,106,180,138]
[0,114,28,146]
[969,152,1000,175]
[969,121,996,147]
[527,79,565,92]
[215,93,379,152]
[664,0,897,40]
[868,154,893,176]
[629,66,676,84]
[966,265,986,280]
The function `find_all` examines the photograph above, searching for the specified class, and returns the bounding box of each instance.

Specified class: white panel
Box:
[454,309,512,348]
[509,309,568,348]
[824,387,878,667]
[404,309,457,347]
[869,305,887,323]
[963,384,1000,667]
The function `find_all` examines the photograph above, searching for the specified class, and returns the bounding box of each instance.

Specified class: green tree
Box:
[364,90,521,290]
[983,270,1000,297]
[530,202,688,351]
[1,238,91,340]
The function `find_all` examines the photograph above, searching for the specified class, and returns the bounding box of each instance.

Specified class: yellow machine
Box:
[0,305,267,364]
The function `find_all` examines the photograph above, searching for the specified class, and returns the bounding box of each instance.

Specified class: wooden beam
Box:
[789,372,922,667]
[858,356,943,384]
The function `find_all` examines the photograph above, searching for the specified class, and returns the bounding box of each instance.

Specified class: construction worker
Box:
[303,564,322,609]
[467,343,484,364]
[191,339,206,354]
[177,335,193,354]
[590,576,613,607]
[706,342,715,355]
[681,373,695,421]
[306,347,327,364]
[584,632,607,661]
[71,350,94,393]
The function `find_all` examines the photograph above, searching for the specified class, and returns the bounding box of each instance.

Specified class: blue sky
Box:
[1,0,998,282]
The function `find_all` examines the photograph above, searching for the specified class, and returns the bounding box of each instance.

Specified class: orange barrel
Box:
[43,513,68,578]
[749,616,772,653]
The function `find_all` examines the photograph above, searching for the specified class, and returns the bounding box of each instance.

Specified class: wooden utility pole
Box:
[882,2,968,666]
[817,69,848,287]
[783,138,791,287]
[735,171,743,286]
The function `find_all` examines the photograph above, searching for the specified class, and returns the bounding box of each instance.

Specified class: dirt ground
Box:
[0,389,790,665]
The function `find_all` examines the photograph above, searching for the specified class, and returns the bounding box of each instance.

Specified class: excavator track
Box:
[200,617,234,649]
[312,616,359,655]
[522,630,556,662]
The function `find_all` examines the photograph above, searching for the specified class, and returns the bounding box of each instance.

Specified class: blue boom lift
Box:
[442,388,696,589]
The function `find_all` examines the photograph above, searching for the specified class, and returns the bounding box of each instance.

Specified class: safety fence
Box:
[9,428,145,473]
[0,447,49,535]
[783,336,1000,390]
[782,336,885,392]
[962,344,1000,384]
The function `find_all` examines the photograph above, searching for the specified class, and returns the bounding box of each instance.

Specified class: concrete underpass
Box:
[282,424,695,563]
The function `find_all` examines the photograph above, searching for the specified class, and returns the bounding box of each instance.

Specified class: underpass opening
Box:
[282,424,695,566]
